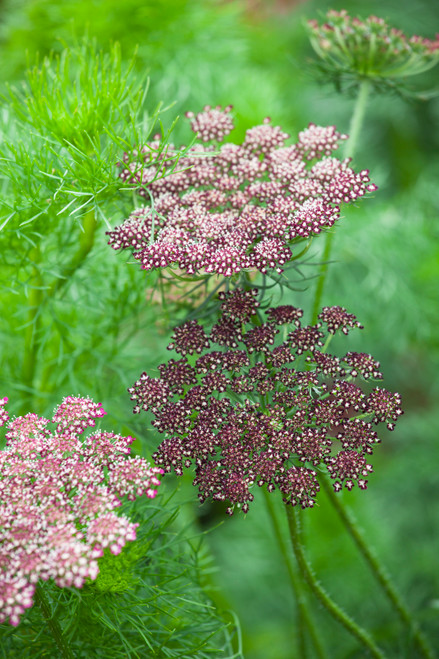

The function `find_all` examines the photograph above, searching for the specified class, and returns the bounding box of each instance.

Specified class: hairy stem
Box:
[311,78,371,323]
[264,491,327,659]
[321,478,436,659]
[285,505,386,659]
[34,584,74,659]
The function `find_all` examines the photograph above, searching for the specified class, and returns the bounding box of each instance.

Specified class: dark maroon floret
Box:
[342,352,383,379]
[266,305,303,326]
[318,306,363,335]
[168,320,210,356]
[218,288,259,322]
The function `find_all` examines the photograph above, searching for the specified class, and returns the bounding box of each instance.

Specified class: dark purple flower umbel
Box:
[107,107,377,278]
[128,289,403,515]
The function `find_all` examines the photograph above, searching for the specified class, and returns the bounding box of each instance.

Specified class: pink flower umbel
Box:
[128,289,403,516]
[107,107,377,278]
[0,397,163,627]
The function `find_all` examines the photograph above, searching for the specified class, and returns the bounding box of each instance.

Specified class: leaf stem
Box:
[34,583,74,659]
[263,490,327,659]
[320,478,437,659]
[285,505,386,659]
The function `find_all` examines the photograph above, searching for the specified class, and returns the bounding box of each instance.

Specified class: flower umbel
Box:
[128,289,403,515]
[0,397,162,627]
[107,107,376,278]
[307,10,439,94]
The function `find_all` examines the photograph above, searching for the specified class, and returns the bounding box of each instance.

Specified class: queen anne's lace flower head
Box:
[128,289,403,516]
[107,107,377,278]
[0,397,162,627]
[307,10,439,92]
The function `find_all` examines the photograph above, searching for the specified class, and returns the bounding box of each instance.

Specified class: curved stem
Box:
[34,583,74,659]
[285,505,386,659]
[311,78,371,324]
[263,490,327,659]
[48,208,97,298]
[321,478,437,659]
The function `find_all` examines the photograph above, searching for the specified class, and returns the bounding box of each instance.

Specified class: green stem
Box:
[34,583,74,659]
[311,78,371,324]
[20,245,44,415]
[343,79,371,161]
[19,210,97,414]
[321,478,437,659]
[264,491,327,659]
[48,208,97,298]
[285,506,386,659]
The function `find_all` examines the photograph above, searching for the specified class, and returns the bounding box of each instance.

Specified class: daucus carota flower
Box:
[0,396,162,627]
[107,106,376,278]
[307,10,439,92]
[128,289,403,516]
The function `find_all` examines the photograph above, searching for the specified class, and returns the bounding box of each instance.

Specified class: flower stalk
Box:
[48,208,97,298]
[34,584,74,659]
[20,245,44,415]
[18,209,97,414]
[311,78,371,324]
[344,79,372,161]
[263,490,327,659]
[320,477,437,659]
[285,505,386,659]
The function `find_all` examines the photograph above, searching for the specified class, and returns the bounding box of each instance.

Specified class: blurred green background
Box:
[1,0,438,657]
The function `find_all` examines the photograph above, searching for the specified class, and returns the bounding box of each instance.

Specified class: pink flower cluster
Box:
[0,396,162,627]
[107,107,377,277]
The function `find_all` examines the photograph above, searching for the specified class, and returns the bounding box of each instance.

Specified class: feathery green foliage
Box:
[0,493,239,657]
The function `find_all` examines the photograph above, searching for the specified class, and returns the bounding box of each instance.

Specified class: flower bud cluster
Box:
[128,289,403,515]
[0,397,162,627]
[107,106,377,277]
[307,10,439,89]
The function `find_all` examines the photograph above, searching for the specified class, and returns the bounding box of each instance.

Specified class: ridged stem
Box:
[285,505,386,659]
[263,490,327,659]
[321,478,436,659]
[311,78,371,324]
[34,584,73,659]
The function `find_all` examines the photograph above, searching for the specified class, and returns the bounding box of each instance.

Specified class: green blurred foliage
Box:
[1,0,438,657]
